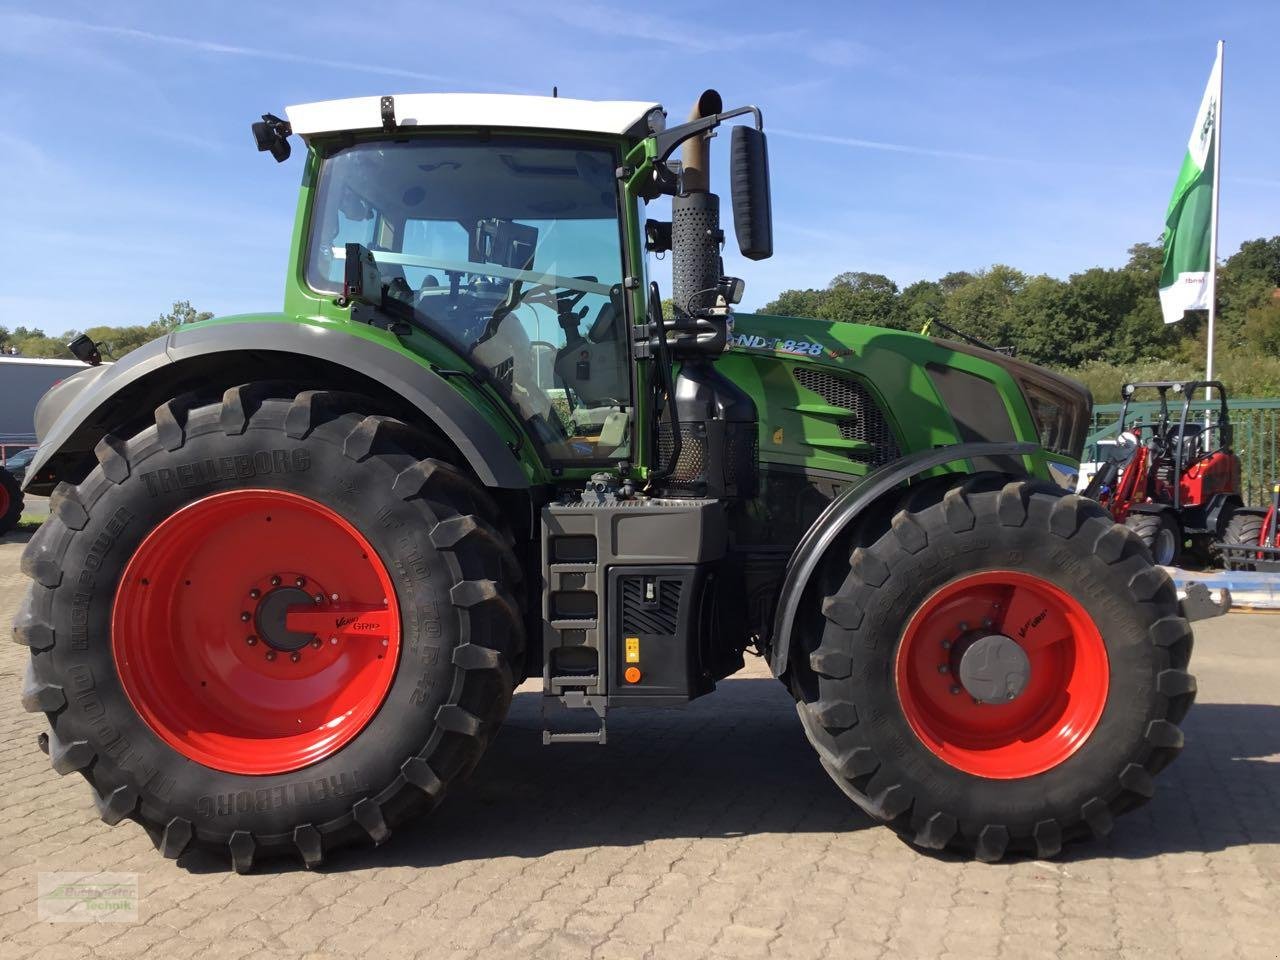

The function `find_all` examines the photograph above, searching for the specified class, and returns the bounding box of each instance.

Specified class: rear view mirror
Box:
[730,126,773,261]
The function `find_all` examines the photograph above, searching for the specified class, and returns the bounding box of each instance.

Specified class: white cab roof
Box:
[285,94,664,139]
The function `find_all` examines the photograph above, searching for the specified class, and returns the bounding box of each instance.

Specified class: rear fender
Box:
[769,441,1038,679]
[23,320,532,493]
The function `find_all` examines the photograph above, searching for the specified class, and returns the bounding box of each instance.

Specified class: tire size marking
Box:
[65,663,174,800]
[139,450,311,497]
[195,770,368,820]
[72,507,133,651]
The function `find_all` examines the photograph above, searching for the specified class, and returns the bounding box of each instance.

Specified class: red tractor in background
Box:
[1083,380,1255,566]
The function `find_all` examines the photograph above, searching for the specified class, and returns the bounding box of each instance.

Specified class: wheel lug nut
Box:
[295,577,306,587]
[314,594,324,604]
[270,575,281,586]
[958,622,968,632]
[265,650,276,661]
[246,635,258,646]
[940,640,952,650]
[311,638,322,649]
[982,618,993,629]
[240,611,251,622]
[249,588,260,599]
[950,686,961,695]
[937,664,949,674]
[331,593,339,601]
[329,636,338,645]
[290,652,301,663]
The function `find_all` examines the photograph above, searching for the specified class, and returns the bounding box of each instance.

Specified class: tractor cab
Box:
[254,91,772,490]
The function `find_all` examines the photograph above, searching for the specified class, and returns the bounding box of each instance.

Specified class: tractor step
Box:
[542,728,608,745]
[540,691,608,745]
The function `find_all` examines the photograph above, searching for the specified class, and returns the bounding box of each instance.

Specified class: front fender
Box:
[24,319,531,492]
[769,440,1038,678]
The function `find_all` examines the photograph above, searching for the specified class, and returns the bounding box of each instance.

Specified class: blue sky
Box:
[2,1,1277,335]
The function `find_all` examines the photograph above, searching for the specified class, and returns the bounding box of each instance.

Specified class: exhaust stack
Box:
[659,89,759,501]
[672,89,725,319]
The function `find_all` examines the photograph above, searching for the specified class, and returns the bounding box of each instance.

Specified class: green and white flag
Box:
[1159,49,1222,324]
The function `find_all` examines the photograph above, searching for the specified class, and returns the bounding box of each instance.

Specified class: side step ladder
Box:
[541,681,608,745]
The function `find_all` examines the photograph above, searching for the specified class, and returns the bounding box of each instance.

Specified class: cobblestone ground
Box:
[2,528,1278,959]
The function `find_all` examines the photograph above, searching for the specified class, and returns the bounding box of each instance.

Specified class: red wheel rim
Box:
[895,570,1108,779]
[0,481,9,517]
[112,489,401,775]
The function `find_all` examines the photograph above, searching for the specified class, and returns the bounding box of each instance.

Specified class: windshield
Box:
[306,137,631,463]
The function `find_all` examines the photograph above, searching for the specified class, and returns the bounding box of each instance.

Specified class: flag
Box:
[1159,49,1222,324]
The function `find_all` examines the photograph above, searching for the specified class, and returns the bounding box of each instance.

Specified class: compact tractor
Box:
[15,90,1207,871]
[1084,380,1254,566]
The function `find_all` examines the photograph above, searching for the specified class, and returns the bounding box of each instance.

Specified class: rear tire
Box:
[1126,511,1181,567]
[14,384,524,871]
[0,467,23,534]
[793,478,1195,861]
[1221,510,1265,548]
[1220,510,1267,571]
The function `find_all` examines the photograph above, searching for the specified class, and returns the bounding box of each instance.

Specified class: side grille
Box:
[792,367,901,467]
[620,579,682,636]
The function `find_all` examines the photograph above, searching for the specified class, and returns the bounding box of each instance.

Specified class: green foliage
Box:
[0,300,212,361]
[761,236,1280,390]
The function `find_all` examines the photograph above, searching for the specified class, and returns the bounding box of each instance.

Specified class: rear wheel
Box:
[794,478,1195,861]
[15,385,524,871]
[1221,510,1265,548]
[1126,511,1181,567]
[1220,510,1268,570]
[0,467,22,534]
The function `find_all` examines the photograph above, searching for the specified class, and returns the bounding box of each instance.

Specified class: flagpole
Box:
[1205,39,1224,405]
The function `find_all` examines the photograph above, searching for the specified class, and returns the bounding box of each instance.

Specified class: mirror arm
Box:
[651,105,763,167]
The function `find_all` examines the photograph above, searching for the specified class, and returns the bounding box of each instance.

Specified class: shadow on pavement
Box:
[1069,702,1280,862]
[181,684,1280,872]
[0,528,37,546]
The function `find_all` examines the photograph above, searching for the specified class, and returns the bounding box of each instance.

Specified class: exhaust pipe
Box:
[680,89,723,194]
[673,89,724,319]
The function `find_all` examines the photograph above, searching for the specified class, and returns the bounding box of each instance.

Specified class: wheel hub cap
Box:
[254,586,319,651]
[957,634,1031,704]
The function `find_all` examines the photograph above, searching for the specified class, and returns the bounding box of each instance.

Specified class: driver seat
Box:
[553,301,629,407]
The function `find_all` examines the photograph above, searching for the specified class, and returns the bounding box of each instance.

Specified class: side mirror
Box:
[67,334,102,367]
[251,113,292,163]
[730,125,773,261]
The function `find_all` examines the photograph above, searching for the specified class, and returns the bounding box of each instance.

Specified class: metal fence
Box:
[1086,398,1280,507]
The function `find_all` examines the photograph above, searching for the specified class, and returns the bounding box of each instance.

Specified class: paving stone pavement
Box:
[2,527,1278,959]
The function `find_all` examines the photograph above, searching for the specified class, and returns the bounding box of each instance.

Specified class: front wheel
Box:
[1126,511,1181,567]
[15,385,524,871]
[793,478,1195,861]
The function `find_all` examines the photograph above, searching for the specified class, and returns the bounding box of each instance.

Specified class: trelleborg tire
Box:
[792,477,1196,861]
[14,384,524,871]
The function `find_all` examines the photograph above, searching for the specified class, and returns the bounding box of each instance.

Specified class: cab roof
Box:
[285,94,664,140]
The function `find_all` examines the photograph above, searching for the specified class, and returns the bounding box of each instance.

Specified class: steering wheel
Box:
[477,276,598,346]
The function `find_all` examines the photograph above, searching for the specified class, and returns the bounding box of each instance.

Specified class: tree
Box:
[158,300,214,329]
[899,280,945,332]
[940,266,1026,349]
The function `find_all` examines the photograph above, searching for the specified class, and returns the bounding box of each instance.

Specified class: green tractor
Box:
[16,89,1206,871]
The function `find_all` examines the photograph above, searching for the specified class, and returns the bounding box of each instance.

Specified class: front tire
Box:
[15,385,524,871]
[793,478,1195,861]
[1125,511,1181,567]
